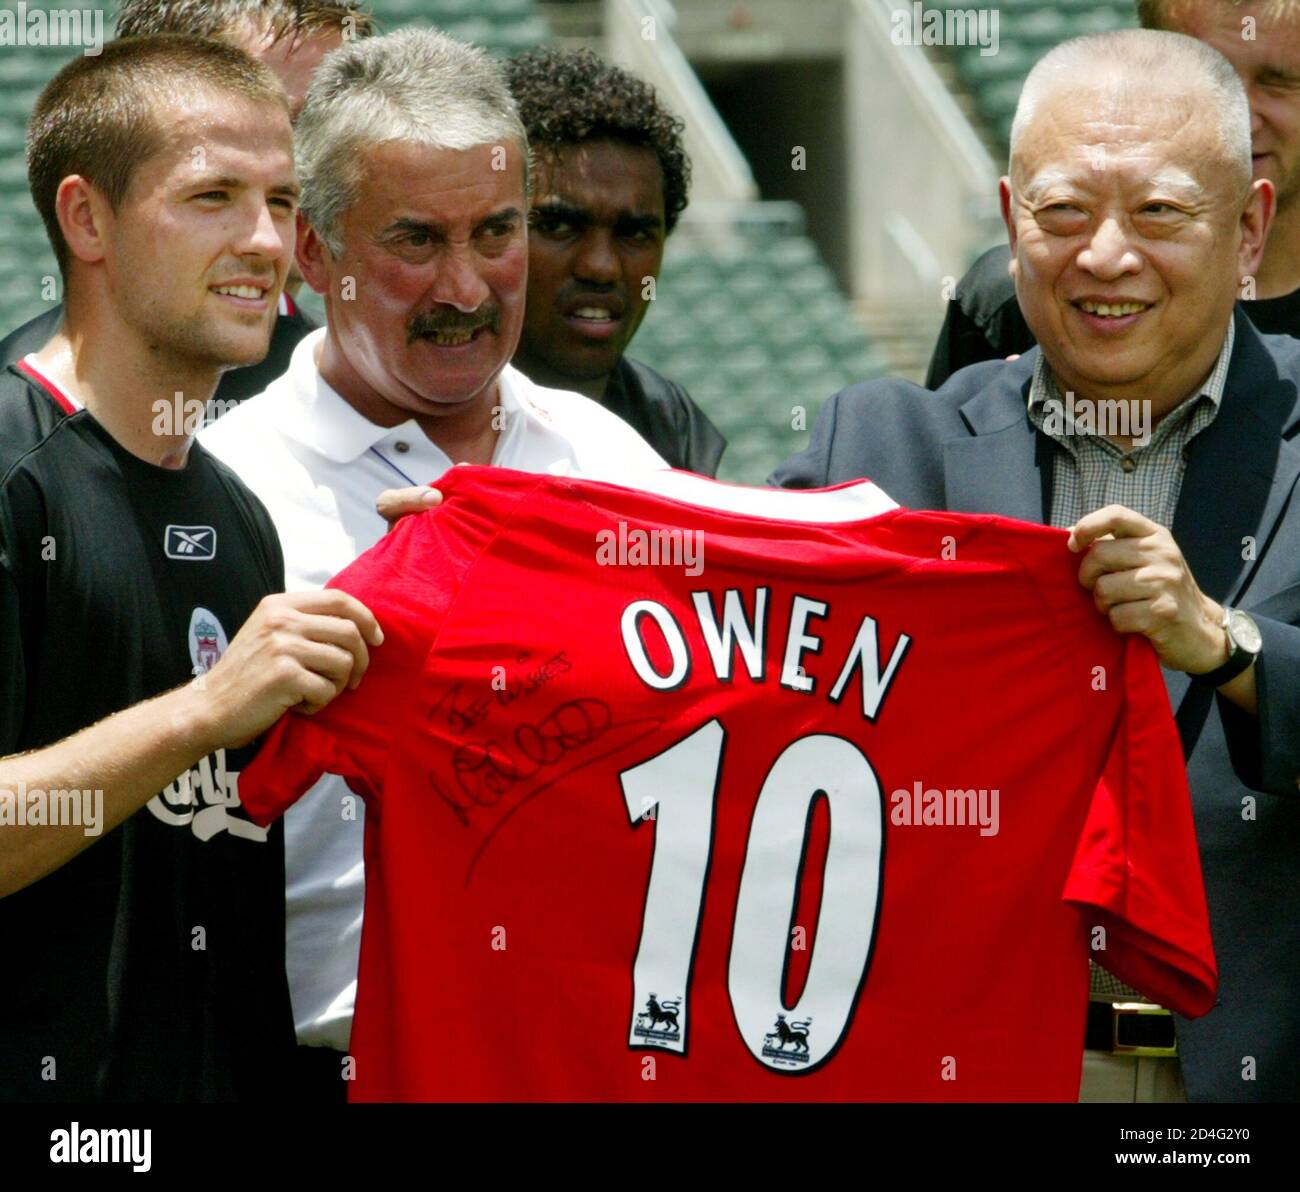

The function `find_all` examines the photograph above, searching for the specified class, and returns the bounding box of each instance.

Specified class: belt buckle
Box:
[1111,1002,1178,1057]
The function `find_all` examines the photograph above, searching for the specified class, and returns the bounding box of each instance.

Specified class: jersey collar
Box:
[16,354,83,413]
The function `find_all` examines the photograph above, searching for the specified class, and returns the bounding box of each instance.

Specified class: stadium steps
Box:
[854,298,946,388]
[631,215,888,484]
[535,0,603,49]
[368,0,551,55]
[923,54,1005,169]
[930,0,1136,154]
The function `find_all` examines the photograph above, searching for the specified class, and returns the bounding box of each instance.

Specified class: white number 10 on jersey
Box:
[620,720,884,1073]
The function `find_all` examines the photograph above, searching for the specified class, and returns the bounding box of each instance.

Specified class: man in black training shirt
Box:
[505,48,726,476]
[928,0,1300,387]
[0,0,377,405]
[0,36,380,1102]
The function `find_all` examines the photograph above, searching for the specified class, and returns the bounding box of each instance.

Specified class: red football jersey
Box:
[240,466,1216,1101]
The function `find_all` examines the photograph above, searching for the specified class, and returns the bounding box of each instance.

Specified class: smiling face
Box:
[1003,71,1270,406]
[1172,2,1300,208]
[103,89,298,371]
[516,140,667,391]
[232,20,345,295]
[300,138,528,419]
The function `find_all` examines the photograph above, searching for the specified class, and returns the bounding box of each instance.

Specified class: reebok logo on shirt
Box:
[165,525,217,560]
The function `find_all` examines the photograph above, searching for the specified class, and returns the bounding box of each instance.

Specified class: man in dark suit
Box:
[775,29,1300,1102]
[928,0,1300,387]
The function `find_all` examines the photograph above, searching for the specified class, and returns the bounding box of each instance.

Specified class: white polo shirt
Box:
[199,327,667,1049]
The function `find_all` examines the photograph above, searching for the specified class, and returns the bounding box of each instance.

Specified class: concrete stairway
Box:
[854,298,947,387]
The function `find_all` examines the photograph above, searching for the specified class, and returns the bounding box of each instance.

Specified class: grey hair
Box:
[1010,29,1252,195]
[294,27,529,256]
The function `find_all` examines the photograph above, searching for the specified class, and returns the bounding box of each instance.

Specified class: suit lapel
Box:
[1171,310,1300,608]
[939,319,1300,726]
[944,355,1051,522]
[1166,311,1300,713]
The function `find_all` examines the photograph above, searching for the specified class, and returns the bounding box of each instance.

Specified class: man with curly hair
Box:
[505,47,726,476]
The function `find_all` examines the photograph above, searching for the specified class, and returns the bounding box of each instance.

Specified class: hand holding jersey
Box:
[190,590,384,753]
[375,483,444,529]
[0,580,382,898]
[1069,506,1254,709]
[239,466,1215,1102]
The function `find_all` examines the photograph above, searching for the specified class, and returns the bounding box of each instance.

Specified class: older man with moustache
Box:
[200,27,667,1100]
[928,0,1300,387]
[775,29,1300,1102]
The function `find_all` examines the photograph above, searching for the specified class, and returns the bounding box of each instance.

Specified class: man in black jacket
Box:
[505,47,725,476]
[928,0,1300,386]
[776,30,1300,1102]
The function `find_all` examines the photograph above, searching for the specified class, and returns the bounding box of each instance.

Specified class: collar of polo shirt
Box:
[270,327,529,465]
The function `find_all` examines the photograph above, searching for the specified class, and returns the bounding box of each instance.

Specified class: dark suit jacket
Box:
[773,308,1300,1102]
[0,299,318,407]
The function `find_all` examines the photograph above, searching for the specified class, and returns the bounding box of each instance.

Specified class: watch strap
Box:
[1197,609,1258,688]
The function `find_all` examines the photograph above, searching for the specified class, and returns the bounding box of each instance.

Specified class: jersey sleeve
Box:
[237,468,540,826]
[1062,635,1218,1017]
[238,710,368,826]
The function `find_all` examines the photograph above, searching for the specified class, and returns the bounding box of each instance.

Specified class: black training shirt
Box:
[0,363,295,1101]
[602,355,727,477]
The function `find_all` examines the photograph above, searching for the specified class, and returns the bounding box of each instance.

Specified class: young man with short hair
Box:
[0,34,380,1101]
[0,0,374,406]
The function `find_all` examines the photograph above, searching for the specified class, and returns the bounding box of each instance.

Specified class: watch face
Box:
[1229,610,1263,654]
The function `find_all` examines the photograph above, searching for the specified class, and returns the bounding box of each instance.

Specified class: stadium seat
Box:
[942,1,1137,153]
[632,225,886,480]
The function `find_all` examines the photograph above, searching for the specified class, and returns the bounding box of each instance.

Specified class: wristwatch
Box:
[1196,607,1262,688]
